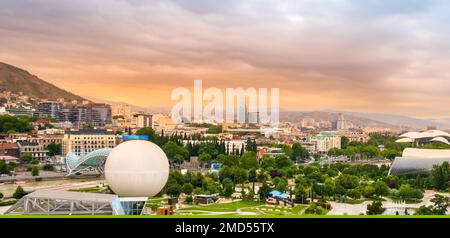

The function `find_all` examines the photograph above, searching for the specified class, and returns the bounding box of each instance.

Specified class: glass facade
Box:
[66,148,112,175]
[389,156,450,176]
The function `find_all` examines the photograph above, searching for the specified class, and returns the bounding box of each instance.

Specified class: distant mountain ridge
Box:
[342,111,450,130]
[279,111,400,129]
[0,62,85,102]
[2,61,444,130]
[281,110,450,130]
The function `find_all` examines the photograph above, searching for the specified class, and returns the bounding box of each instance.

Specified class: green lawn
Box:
[0,199,17,207]
[68,186,103,193]
[180,201,264,212]
[241,204,307,215]
[146,197,167,208]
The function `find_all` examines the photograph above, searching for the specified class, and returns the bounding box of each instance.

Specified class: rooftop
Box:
[0,155,19,161]
[25,190,119,202]
[66,129,115,135]
[0,142,19,149]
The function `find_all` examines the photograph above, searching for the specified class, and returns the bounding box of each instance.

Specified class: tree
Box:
[362,185,376,198]
[304,203,324,215]
[347,188,362,199]
[245,138,257,152]
[341,136,349,149]
[261,156,276,170]
[46,143,62,156]
[166,183,182,197]
[429,161,449,191]
[198,153,212,164]
[0,192,3,199]
[372,181,389,197]
[7,161,16,172]
[417,205,434,215]
[199,142,219,159]
[323,178,336,197]
[0,160,9,174]
[217,155,239,167]
[43,164,54,171]
[366,200,385,215]
[361,146,380,159]
[21,153,32,163]
[343,146,358,159]
[221,178,234,197]
[203,177,219,194]
[397,184,423,200]
[336,174,359,190]
[258,182,272,200]
[181,184,194,195]
[162,141,189,164]
[417,194,450,215]
[31,166,39,176]
[274,155,293,169]
[328,148,342,157]
[430,194,450,215]
[185,196,193,204]
[381,149,400,160]
[0,115,33,133]
[290,143,309,162]
[240,152,259,170]
[294,185,309,204]
[218,166,234,182]
[206,125,223,134]
[234,167,248,186]
[12,186,26,199]
[136,127,157,143]
[272,177,287,193]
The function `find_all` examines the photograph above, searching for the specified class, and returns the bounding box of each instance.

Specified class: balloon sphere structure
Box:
[105,140,169,197]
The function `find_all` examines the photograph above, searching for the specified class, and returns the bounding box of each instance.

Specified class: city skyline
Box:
[1,0,450,118]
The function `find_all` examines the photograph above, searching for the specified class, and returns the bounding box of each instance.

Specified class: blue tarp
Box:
[269,190,281,196]
[269,190,289,199]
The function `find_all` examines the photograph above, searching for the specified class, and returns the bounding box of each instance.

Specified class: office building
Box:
[37,102,62,118]
[300,133,341,153]
[62,129,117,157]
[133,113,152,128]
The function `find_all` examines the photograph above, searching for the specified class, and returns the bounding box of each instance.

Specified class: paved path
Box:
[329,190,450,215]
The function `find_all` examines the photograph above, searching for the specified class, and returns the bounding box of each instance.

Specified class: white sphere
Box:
[105,140,169,197]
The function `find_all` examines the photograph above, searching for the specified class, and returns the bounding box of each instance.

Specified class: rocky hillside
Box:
[0,62,85,102]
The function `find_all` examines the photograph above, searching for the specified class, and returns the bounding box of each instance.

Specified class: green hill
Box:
[0,62,85,102]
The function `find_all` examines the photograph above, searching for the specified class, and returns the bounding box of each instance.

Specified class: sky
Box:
[1,0,450,118]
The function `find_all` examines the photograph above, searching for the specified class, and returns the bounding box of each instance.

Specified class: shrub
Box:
[31,166,39,176]
[366,201,385,215]
[304,203,324,215]
[396,184,423,200]
[43,164,54,171]
[185,196,193,204]
[12,186,26,199]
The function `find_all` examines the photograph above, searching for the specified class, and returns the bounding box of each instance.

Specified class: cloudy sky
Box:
[1,0,450,118]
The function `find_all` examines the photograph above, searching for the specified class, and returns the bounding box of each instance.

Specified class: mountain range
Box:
[280,110,450,130]
[0,62,85,102]
[1,61,447,130]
